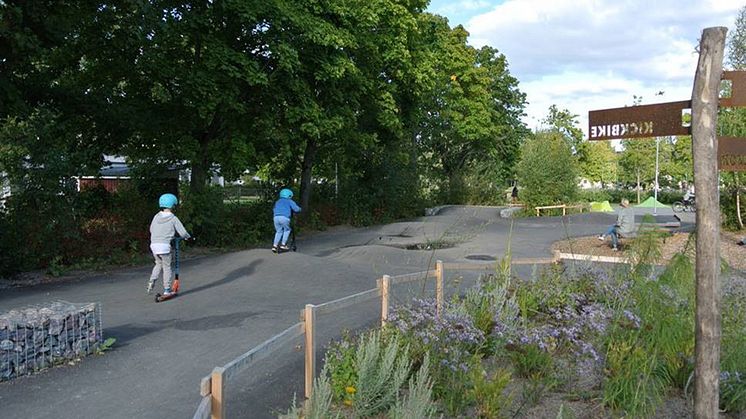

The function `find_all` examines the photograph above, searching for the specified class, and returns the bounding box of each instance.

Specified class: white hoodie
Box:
[149,211,191,254]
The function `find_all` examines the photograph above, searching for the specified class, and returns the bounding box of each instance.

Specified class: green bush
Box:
[469,362,511,418]
[516,131,578,209]
[576,189,612,203]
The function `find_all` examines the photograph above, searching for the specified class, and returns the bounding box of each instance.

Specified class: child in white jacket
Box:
[148,193,191,296]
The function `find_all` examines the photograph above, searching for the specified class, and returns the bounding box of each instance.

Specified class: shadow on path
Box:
[108,311,264,347]
[179,259,263,297]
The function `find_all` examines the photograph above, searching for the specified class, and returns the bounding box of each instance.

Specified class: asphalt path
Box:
[0,206,693,419]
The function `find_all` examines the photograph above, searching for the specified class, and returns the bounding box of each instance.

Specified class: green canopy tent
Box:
[635,196,669,208]
[590,201,614,212]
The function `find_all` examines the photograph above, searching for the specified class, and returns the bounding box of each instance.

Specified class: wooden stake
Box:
[304,304,316,400]
[381,275,391,327]
[691,26,727,419]
[210,367,225,419]
[435,260,444,317]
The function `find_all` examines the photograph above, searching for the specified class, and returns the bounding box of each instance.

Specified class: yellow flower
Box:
[345,386,356,394]
[343,399,353,406]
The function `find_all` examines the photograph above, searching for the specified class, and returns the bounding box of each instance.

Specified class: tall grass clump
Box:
[280,363,338,419]
[720,273,746,412]
[602,249,695,416]
[353,331,412,416]
[389,354,436,419]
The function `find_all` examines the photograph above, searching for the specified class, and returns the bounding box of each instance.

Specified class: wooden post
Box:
[536,207,540,217]
[381,275,391,326]
[691,26,727,419]
[562,205,566,216]
[304,304,316,400]
[210,367,225,419]
[435,260,444,317]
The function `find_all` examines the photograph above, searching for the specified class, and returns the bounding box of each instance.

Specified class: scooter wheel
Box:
[155,294,162,303]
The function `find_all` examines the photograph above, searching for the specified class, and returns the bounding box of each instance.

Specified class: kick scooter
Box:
[155,237,187,303]
[273,214,298,254]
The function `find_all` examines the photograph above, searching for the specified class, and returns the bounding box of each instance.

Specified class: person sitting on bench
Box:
[598,199,635,251]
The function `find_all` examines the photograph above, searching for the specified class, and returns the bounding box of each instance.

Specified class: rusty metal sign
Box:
[588,100,691,141]
[720,71,746,108]
[718,136,746,171]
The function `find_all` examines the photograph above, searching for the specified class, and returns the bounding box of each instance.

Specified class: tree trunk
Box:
[636,170,641,204]
[299,138,317,214]
[190,135,211,196]
[736,173,743,229]
[691,26,726,419]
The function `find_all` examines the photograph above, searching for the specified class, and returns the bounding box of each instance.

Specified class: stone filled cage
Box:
[0,301,103,381]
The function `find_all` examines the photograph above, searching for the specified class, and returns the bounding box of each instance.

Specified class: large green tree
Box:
[515,130,578,208]
[416,21,527,202]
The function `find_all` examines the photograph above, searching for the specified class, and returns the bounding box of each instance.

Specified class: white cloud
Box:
[463,0,743,131]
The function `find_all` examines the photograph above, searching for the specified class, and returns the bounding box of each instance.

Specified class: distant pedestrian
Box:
[597,198,635,251]
[272,188,301,253]
[511,183,519,204]
[148,193,191,296]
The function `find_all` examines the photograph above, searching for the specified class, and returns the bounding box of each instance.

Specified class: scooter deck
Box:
[155,292,178,303]
[154,279,180,302]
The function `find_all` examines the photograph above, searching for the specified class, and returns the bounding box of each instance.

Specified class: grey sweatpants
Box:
[150,252,173,290]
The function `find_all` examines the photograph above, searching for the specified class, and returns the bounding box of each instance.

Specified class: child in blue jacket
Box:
[273,188,301,252]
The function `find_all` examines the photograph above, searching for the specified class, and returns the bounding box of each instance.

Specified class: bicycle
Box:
[672,197,696,212]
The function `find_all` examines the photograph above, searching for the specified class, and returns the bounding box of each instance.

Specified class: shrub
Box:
[516,131,578,209]
[388,298,485,414]
[510,343,553,378]
[324,332,358,404]
[576,188,612,203]
[351,331,412,416]
[389,354,436,419]
[469,361,511,418]
[721,275,746,412]
[281,363,338,419]
[602,253,695,416]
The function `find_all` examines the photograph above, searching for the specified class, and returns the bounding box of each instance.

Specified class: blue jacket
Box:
[273,198,301,218]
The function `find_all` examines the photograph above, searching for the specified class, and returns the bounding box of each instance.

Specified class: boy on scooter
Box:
[272,188,301,253]
[148,193,191,296]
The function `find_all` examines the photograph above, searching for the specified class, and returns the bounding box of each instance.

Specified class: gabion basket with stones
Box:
[0,301,103,381]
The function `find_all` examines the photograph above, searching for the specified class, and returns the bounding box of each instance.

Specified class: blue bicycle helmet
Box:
[159,193,178,209]
[279,188,293,199]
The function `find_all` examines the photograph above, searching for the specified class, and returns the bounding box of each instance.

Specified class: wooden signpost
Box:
[588,27,746,418]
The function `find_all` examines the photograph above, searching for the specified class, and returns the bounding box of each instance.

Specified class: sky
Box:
[427,0,743,135]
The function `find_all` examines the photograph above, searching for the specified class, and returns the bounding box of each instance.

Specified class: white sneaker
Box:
[611,246,619,252]
[597,235,605,241]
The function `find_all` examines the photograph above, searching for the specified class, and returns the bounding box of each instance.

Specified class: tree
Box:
[515,130,578,208]
[618,139,656,203]
[416,20,527,202]
[542,105,584,152]
[576,141,618,187]
[720,4,746,229]
[727,5,746,69]
[660,136,693,187]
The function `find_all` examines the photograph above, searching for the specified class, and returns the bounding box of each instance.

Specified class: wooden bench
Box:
[535,204,589,217]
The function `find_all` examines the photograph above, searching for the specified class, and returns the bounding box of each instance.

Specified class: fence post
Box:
[210,367,225,419]
[562,205,566,216]
[435,260,444,317]
[691,26,727,419]
[304,304,316,400]
[381,275,391,327]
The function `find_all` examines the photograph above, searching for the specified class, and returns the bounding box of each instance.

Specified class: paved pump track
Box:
[0,206,694,419]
